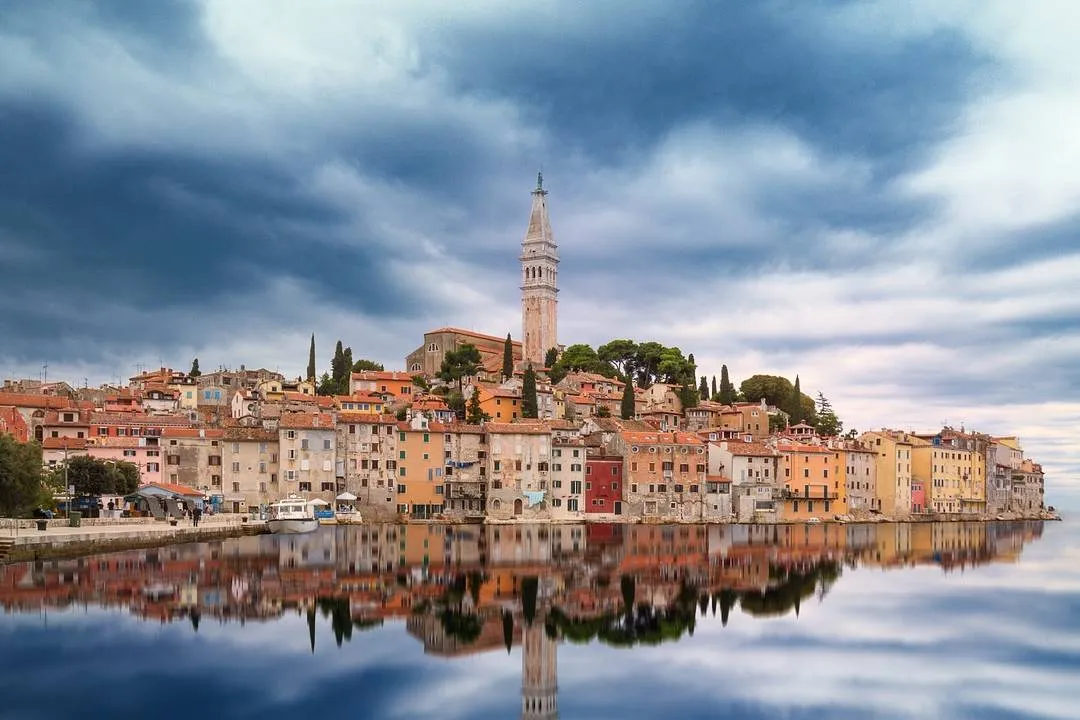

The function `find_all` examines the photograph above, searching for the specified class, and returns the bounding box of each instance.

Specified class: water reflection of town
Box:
[1,522,1044,719]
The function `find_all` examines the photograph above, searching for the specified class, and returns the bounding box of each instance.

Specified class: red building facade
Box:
[585,455,623,514]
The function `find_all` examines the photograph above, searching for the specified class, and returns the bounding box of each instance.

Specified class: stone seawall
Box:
[2,522,268,563]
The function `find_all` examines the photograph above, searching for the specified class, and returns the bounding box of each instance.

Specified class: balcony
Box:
[781,487,839,501]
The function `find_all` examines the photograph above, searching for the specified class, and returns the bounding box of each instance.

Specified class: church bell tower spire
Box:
[520,172,559,367]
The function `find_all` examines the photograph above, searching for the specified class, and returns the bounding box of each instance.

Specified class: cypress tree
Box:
[789,375,802,424]
[544,347,558,369]
[620,375,636,419]
[189,358,200,377]
[698,375,709,400]
[307,334,316,381]
[331,340,345,384]
[711,375,718,400]
[502,333,514,380]
[719,365,735,404]
[522,365,538,418]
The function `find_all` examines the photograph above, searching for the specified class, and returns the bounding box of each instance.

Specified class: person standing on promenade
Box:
[193,506,202,527]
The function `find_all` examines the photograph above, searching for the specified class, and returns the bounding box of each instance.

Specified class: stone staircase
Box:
[0,537,14,563]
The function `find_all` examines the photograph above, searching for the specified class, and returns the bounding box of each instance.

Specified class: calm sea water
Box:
[1,520,1077,720]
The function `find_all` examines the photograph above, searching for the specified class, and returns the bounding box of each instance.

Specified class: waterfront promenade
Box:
[0,515,267,562]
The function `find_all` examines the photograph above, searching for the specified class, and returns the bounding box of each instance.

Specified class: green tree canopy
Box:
[307,334,316,381]
[522,365,539,418]
[815,393,843,436]
[597,339,638,378]
[543,347,559,369]
[56,455,140,497]
[189,358,200,377]
[698,376,709,400]
[437,344,482,394]
[739,374,816,425]
[0,436,47,516]
[352,359,384,372]
[789,375,803,424]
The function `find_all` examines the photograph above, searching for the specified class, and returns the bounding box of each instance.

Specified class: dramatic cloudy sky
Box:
[1,1,1077,501]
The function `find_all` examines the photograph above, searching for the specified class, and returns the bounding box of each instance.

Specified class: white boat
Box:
[267,495,319,535]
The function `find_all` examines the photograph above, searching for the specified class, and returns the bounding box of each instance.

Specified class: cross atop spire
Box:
[534,169,546,196]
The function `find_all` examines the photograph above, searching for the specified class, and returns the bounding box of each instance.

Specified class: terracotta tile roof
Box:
[619,431,703,445]
[705,475,732,483]
[549,419,578,430]
[0,392,83,410]
[350,370,415,382]
[336,412,397,424]
[43,409,91,425]
[426,327,522,346]
[485,421,551,435]
[91,412,193,427]
[412,395,451,411]
[717,440,779,457]
[279,412,335,430]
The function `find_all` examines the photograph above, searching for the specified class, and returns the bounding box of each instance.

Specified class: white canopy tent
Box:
[336,492,358,501]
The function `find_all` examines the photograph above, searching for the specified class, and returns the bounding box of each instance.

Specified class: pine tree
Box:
[502,333,514,380]
[789,374,803,424]
[189,358,200,377]
[522,365,538,418]
[620,375,636,419]
[698,375,709,400]
[719,365,735,404]
[711,375,718,401]
[307,334,316,381]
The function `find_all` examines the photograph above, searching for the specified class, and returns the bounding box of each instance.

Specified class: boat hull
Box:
[267,517,319,534]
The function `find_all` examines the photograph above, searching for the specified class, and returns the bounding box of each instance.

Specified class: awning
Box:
[309,498,330,506]
[336,492,358,501]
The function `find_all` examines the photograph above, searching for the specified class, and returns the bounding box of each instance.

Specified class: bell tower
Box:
[520,172,559,367]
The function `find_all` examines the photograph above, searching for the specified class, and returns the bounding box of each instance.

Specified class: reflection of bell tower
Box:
[521,620,558,719]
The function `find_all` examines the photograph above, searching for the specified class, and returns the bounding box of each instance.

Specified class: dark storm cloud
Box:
[0,101,424,361]
[431,0,988,169]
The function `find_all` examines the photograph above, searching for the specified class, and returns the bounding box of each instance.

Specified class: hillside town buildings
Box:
[0,177,1050,522]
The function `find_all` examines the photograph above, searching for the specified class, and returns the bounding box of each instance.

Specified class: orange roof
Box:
[718,440,779,457]
[350,370,415,383]
[426,327,522,347]
[485,422,551,435]
[0,392,82,410]
[279,412,335,430]
[336,412,397,425]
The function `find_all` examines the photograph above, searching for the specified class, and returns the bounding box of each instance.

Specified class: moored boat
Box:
[267,495,319,535]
